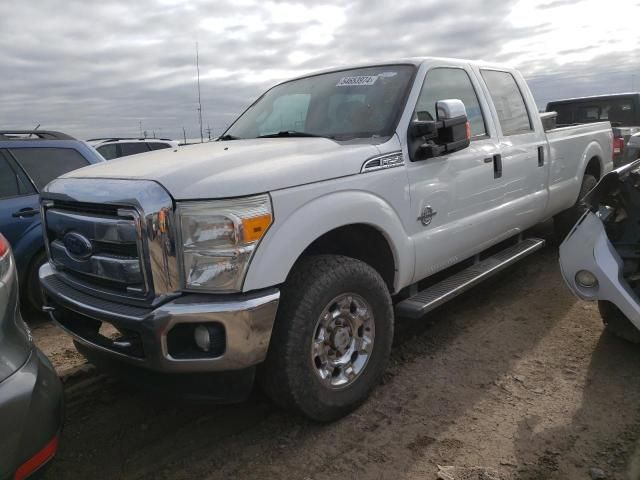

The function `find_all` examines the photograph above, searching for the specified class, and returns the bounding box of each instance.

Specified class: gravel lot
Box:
[31,223,640,480]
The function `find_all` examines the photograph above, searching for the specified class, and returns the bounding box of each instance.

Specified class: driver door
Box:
[405,65,508,282]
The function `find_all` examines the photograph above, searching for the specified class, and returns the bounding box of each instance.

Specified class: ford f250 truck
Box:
[40,58,613,421]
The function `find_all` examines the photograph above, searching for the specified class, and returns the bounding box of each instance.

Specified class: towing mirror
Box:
[408,99,471,161]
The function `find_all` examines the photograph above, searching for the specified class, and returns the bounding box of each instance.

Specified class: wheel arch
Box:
[243,191,414,294]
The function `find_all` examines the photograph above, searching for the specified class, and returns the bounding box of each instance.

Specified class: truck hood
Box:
[63,138,381,199]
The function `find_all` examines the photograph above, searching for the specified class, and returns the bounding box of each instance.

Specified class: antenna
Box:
[196,41,204,143]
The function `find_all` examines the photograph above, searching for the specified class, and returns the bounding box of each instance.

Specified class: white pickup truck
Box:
[40,57,613,421]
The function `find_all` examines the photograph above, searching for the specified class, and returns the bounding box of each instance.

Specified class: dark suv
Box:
[546,93,640,165]
[0,130,104,313]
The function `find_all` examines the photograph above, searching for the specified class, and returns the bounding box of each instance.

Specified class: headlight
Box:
[176,194,272,292]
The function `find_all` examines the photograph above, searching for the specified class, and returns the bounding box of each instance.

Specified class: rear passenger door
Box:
[0,150,39,247]
[478,68,548,229]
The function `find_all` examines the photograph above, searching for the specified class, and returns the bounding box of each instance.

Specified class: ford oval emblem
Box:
[63,232,93,260]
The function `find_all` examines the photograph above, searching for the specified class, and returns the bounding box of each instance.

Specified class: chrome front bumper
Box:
[559,211,640,331]
[39,263,280,373]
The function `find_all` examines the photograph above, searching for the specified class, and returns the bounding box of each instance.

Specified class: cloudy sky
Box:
[1,0,639,140]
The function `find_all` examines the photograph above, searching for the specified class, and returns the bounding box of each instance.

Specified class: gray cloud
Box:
[0,0,638,139]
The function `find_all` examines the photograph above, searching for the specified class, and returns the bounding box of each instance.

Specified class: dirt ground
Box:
[31,224,640,480]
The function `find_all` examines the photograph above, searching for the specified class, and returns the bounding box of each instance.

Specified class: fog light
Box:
[194,325,211,352]
[576,270,598,288]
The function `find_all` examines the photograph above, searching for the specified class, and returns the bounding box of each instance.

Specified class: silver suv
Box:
[88,138,178,160]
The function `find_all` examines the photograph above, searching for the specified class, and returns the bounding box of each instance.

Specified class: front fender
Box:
[243,189,414,294]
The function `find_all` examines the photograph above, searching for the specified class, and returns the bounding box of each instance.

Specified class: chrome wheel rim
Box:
[310,293,375,389]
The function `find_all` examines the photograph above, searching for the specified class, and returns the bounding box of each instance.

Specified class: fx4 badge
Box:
[418,206,437,226]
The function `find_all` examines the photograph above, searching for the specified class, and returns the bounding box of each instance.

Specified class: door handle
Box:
[537,146,545,167]
[12,208,39,218]
[493,154,502,179]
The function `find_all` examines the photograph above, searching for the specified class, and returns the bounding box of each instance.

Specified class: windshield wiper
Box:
[218,134,240,141]
[257,131,331,139]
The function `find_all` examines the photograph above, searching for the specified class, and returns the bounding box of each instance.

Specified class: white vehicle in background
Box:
[41,57,612,421]
[87,137,178,160]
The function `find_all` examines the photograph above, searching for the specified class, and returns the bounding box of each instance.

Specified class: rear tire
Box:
[259,255,394,422]
[554,174,597,241]
[598,301,640,344]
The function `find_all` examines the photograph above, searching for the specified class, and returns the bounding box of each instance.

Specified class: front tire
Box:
[259,255,394,422]
[598,301,640,344]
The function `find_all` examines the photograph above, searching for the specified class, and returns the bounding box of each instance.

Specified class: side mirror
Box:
[408,99,471,161]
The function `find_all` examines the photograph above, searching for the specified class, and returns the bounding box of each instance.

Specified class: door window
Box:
[414,67,487,138]
[481,70,532,136]
[10,147,90,190]
[0,155,20,199]
[119,142,150,156]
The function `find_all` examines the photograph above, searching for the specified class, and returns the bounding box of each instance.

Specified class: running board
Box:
[396,238,545,319]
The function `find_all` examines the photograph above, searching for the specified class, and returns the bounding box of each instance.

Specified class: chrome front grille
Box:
[41,178,180,307]
[45,204,148,299]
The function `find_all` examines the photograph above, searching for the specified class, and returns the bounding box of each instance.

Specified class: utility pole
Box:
[633,74,637,92]
[182,126,187,145]
[196,41,204,143]
[206,123,212,141]
[139,120,143,138]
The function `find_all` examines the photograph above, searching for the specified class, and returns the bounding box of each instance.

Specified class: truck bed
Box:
[544,121,613,217]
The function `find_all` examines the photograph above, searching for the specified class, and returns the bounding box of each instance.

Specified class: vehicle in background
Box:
[546,93,640,166]
[622,132,640,164]
[560,159,640,343]
[40,58,612,422]
[0,234,64,480]
[0,130,105,313]
[87,138,178,160]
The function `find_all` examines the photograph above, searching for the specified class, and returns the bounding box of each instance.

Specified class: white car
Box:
[87,138,178,160]
[41,57,613,421]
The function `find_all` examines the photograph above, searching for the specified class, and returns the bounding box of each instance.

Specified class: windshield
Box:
[224,65,416,141]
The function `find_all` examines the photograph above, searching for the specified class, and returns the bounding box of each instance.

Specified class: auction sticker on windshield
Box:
[336,75,378,86]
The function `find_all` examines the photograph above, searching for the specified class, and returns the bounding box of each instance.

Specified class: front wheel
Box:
[259,255,394,422]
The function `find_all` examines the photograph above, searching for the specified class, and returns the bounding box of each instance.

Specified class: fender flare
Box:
[243,190,414,293]
[571,140,607,202]
[12,222,45,285]
[581,139,607,178]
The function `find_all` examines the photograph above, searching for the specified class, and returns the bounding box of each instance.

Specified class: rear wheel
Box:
[259,255,394,422]
[598,301,640,344]
[554,174,597,241]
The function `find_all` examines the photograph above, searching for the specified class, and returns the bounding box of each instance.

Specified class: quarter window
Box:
[97,143,118,160]
[119,142,150,157]
[148,142,171,151]
[414,68,487,138]
[481,70,533,136]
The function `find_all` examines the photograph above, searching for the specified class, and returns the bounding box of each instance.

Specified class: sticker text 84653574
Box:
[336,75,378,87]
